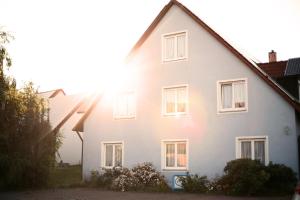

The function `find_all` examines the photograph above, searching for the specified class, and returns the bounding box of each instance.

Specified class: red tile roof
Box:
[257,61,287,78]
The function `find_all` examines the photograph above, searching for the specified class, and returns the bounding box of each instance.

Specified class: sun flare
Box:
[86,61,138,101]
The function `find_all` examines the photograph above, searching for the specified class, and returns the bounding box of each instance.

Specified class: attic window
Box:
[162,31,187,62]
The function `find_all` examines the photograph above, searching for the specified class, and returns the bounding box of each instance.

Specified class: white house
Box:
[73,0,300,187]
[38,89,85,165]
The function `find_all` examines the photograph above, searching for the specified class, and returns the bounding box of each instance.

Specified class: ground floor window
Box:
[161,139,188,170]
[101,141,123,168]
[236,136,269,165]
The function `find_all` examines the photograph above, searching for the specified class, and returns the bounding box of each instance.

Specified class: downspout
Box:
[75,131,83,181]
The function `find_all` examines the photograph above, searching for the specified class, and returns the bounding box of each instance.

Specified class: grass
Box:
[48,165,83,188]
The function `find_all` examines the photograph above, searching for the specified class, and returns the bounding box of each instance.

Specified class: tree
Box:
[0,28,59,189]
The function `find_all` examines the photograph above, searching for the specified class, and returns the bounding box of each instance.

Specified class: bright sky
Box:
[0,0,299,94]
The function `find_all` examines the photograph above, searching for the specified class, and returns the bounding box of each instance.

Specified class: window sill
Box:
[163,112,189,117]
[102,166,122,169]
[162,168,188,172]
[113,116,136,120]
[163,57,187,63]
[218,108,247,114]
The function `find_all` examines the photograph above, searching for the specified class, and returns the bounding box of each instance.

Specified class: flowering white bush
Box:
[111,174,138,192]
[91,163,169,192]
[132,162,164,187]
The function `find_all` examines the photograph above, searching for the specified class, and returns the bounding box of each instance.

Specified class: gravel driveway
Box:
[0,188,291,200]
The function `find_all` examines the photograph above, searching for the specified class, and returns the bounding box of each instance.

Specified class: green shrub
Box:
[179,173,209,193]
[217,159,269,195]
[217,159,298,196]
[265,162,297,195]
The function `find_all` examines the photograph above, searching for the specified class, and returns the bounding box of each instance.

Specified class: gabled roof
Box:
[38,96,86,142]
[128,0,300,111]
[73,0,300,132]
[38,88,66,98]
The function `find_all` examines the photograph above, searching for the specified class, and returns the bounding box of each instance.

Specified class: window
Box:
[217,78,247,113]
[162,140,188,170]
[162,85,188,115]
[236,136,269,165]
[101,142,123,168]
[114,91,136,119]
[162,31,187,62]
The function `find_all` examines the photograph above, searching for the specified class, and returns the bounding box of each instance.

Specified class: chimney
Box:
[268,50,277,62]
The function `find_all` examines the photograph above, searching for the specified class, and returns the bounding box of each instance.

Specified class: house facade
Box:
[75,0,300,186]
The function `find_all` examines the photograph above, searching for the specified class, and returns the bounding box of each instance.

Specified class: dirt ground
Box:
[0,188,291,200]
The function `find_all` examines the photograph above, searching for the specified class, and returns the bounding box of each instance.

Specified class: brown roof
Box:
[73,0,300,132]
[257,61,287,78]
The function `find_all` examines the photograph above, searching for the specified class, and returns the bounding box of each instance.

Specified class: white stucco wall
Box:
[48,94,83,165]
[82,4,298,184]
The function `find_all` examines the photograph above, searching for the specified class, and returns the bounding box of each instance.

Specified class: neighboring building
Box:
[257,51,300,100]
[38,89,85,165]
[73,0,300,187]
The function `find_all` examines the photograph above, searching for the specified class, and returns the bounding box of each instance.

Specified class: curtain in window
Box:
[254,141,265,164]
[177,87,187,112]
[221,84,232,109]
[165,37,175,60]
[241,141,251,159]
[234,81,245,108]
[114,144,122,167]
[177,143,186,167]
[177,34,186,58]
[166,144,175,167]
[165,89,176,113]
[105,144,113,167]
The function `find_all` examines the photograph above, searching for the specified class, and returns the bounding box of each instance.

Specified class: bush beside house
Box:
[179,159,297,196]
[89,162,170,192]
[88,160,297,196]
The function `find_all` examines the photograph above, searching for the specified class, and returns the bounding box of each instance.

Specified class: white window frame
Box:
[101,141,124,169]
[113,91,136,119]
[162,84,189,116]
[161,139,189,171]
[235,136,269,165]
[162,30,188,62]
[217,78,248,113]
